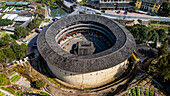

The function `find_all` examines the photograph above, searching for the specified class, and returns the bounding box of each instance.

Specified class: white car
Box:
[22,40,29,44]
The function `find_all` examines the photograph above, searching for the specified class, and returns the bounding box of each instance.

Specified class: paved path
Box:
[0,88,14,96]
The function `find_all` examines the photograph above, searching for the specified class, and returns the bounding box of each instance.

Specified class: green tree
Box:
[0,50,5,63]
[149,54,170,83]
[28,19,42,30]
[157,2,170,17]
[3,48,16,62]
[14,27,30,39]
[0,19,13,26]
[38,14,45,19]
[158,40,169,55]
[133,6,138,12]
[21,44,28,56]
[35,79,46,89]
[156,29,166,42]
[130,24,150,43]
[11,44,23,59]
[0,35,14,48]
[149,29,159,43]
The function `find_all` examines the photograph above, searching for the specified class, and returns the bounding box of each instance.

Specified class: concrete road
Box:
[70,5,170,21]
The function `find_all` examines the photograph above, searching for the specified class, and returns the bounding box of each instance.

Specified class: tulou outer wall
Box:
[47,60,128,88]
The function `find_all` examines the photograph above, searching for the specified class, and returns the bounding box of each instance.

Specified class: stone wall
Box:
[47,60,128,88]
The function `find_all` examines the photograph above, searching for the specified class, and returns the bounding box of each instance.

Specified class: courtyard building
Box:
[86,0,134,10]
[135,0,163,12]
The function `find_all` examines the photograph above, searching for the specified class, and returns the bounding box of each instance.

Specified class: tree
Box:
[11,44,23,59]
[21,44,28,56]
[28,19,42,30]
[158,40,169,55]
[157,2,170,17]
[149,29,159,43]
[14,27,30,39]
[130,24,150,43]
[35,79,46,89]
[0,50,5,63]
[0,19,13,26]
[128,24,165,44]
[133,6,138,12]
[3,48,16,62]
[156,29,166,42]
[149,54,170,83]
[0,35,15,48]
[38,14,45,19]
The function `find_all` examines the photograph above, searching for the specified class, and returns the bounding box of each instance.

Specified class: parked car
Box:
[52,18,58,21]
[116,10,120,14]
[101,10,105,13]
[22,40,29,44]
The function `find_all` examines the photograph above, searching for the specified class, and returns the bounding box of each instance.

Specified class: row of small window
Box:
[59,70,103,76]
[59,70,75,75]
[101,0,125,2]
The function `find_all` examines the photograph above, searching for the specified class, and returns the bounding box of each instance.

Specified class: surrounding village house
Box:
[1,14,18,20]
[86,0,134,10]
[14,16,31,23]
[135,0,163,12]
[2,26,15,32]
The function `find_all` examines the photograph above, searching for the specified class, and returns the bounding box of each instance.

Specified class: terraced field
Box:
[9,72,15,77]
[10,75,20,82]
[127,86,159,96]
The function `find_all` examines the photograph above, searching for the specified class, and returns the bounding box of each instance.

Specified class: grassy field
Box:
[10,75,20,82]
[9,72,15,77]
[149,24,170,31]
[150,24,170,27]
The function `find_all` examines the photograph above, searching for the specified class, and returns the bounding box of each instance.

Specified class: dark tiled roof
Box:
[37,14,136,73]
[139,0,163,5]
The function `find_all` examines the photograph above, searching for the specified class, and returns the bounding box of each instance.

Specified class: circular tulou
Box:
[37,14,136,88]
